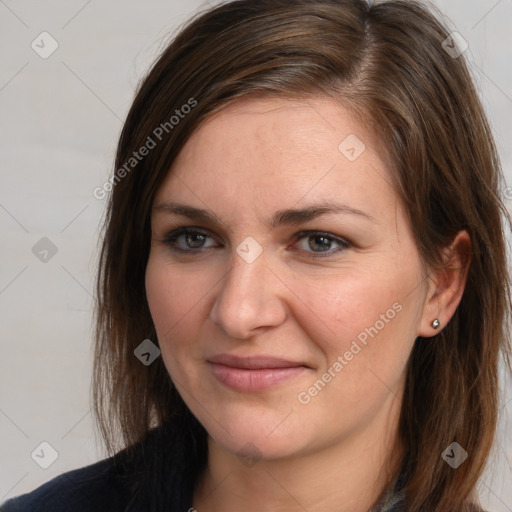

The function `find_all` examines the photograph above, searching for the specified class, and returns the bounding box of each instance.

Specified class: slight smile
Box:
[207,354,310,392]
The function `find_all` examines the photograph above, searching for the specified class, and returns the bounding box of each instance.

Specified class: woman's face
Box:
[146,96,433,461]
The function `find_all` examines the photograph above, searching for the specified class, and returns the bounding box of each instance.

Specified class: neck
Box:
[192,396,404,512]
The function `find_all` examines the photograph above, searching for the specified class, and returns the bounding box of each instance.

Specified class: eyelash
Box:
[161,226,351,258]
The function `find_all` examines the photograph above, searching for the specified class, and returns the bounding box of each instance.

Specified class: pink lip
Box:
[207,354,309,392]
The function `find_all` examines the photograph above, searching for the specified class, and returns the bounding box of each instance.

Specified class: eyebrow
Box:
[153,200,376,228]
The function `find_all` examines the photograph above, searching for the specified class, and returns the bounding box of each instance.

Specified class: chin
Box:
[214,427,304,462]
[191,401,309,461]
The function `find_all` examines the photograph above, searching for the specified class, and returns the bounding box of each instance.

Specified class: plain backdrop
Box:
[1,0,511,509]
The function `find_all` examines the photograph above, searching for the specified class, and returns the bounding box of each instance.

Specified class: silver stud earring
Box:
[432,319,440,329]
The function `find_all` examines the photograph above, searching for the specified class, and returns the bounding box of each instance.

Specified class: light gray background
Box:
[1,0,511,509]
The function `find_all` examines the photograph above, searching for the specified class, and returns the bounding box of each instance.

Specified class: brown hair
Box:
[93,1,512,510]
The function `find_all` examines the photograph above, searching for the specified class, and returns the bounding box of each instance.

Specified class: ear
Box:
[417,230,472,337]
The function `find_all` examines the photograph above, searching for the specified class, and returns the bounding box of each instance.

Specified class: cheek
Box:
[145,264,209,390]
[293,261,422,382]
[145,259,207,352]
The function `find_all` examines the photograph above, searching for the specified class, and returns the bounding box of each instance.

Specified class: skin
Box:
[145,96,471,512]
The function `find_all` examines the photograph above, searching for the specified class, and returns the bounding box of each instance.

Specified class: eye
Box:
[162,227,219,252]
[292,231,351,257]
[161,226,351,257]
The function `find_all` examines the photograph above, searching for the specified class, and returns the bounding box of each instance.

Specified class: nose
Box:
[209,247,287,340]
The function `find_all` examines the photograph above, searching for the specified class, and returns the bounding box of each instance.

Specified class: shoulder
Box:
[0,453,135,512]
[0,424,167,512]
[0,420,204,512]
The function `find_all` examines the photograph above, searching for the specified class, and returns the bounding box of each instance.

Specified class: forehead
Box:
[172,96,380,172]
[155,96,397,223]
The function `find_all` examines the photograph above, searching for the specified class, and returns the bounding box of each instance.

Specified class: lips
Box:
[207,354,309,392]
[209,353,307,369]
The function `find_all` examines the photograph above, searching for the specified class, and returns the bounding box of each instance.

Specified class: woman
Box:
[2,0,510,511]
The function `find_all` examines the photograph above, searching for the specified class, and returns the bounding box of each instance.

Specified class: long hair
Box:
[92,1,512,510]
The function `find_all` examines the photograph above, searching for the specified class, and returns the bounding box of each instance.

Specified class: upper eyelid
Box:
[163,226,346,239]
[163,226,219,242]
[293,230,348,239]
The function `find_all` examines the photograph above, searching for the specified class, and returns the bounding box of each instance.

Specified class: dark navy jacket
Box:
[1,455,132,512]
[1,420,201,512]
[0,457,408,512]
[1,440,407,512]
[2,420,477,512]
